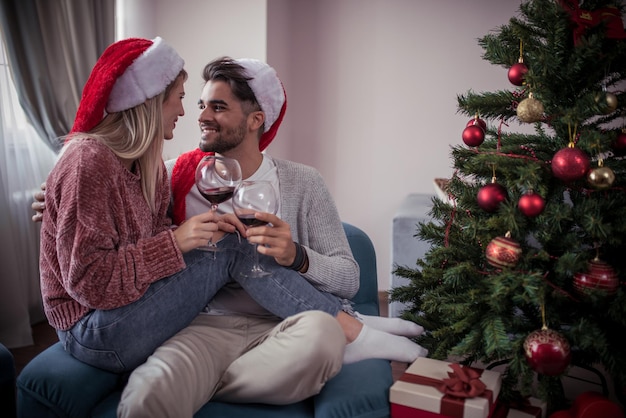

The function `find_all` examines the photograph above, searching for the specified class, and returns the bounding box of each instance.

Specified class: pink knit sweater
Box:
[39,138,185,331]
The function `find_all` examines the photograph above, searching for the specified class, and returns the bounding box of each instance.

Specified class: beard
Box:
[199,119,247,154]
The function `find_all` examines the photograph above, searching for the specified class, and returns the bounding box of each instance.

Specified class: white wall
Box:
[271,0,524,291]
[124,0,523,290]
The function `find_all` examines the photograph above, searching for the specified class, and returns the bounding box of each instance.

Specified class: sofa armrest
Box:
[17,342,123,418]
[0,343,16,418]
[342,222,379,316]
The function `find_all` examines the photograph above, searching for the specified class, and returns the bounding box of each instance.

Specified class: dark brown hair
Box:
[201,57,261,116]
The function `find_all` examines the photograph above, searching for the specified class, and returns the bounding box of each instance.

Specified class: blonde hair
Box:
[66,70,187,213]
[88,96,165,213]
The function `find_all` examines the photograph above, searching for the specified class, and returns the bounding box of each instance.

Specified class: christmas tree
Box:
[391,0,626,412]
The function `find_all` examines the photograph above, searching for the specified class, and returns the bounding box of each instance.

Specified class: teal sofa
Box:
[16,223,393,417]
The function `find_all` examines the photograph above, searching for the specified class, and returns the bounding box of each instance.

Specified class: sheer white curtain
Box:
[0,33,57,348]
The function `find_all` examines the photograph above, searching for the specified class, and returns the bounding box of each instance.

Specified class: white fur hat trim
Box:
[236,58,285,132]
[107,37,184,113]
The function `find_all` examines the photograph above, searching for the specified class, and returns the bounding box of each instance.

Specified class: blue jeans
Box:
[58,233,342,373]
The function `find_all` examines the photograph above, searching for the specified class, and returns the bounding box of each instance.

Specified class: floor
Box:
[8,292,410,380]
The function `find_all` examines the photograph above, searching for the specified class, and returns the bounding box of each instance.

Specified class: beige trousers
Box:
[117,311,345,418]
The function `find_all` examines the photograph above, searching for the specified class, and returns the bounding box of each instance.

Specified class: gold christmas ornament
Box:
[517,92,544,123]
[587,160,615,189]
[595,91,618,114]
[605,92,618,113]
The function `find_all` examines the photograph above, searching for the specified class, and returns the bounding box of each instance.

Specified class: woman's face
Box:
[162,76,186,140]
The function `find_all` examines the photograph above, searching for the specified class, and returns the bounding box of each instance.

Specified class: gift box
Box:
[390,357,502,418]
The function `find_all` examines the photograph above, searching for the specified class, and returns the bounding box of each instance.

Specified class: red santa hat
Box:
[235,58,287,151]
[70,36,184,134]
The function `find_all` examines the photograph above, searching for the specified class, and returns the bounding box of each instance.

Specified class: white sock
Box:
[343,324,428,364]
[355,312,424,337]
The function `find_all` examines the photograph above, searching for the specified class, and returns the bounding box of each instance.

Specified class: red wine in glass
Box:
[232,180,278,277]
[194,155,242,253]
[199,186,235,207]
[237,214,269,228]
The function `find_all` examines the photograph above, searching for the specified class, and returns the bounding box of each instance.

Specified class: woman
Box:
[40,37,257,373]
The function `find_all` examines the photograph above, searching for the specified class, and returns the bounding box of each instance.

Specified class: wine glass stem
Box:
[208,205,218,258]
[252,243,262,272]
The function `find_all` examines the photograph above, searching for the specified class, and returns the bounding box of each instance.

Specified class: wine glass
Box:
[194,155,242,252]
[232,180,279,277]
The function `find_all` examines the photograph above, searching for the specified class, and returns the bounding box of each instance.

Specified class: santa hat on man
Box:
[236,58,287,151]
[70,36,184,134]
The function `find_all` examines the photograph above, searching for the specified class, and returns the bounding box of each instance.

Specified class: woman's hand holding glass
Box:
[172,210,223,253]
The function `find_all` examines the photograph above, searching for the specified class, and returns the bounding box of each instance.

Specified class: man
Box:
[118,57,427,417]
[34,57,427,417]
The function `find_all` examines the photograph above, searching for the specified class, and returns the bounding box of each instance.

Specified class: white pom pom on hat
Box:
[71,36,184,134]
[235,58,287,151]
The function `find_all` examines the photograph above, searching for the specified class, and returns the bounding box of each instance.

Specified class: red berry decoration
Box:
[462,125,485,147]
[486,232,522,269]
[551,146,590,182]
[574,258,619,299]
[466,116,487,131]
[524,327,571,376]
[518,191,545,217]
[508,61,528,86]
[477,181,507,212]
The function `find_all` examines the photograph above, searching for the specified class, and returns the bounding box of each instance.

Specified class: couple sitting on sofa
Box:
[34,36,427,417]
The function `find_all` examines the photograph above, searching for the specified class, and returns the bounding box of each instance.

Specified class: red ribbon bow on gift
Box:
[437,363,487,398]
[559,0,626,45]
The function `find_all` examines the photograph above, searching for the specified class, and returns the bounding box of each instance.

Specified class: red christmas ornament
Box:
[574,258,619,298]
[508,61,528,86]
[571,391,626,418]
[462,125,485,147]
[486,232,522,269]
[518,191,545,217]
[477,181,507,212]
[524,327,571,376]
[551,146,590,182]
[466,116,487,131]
